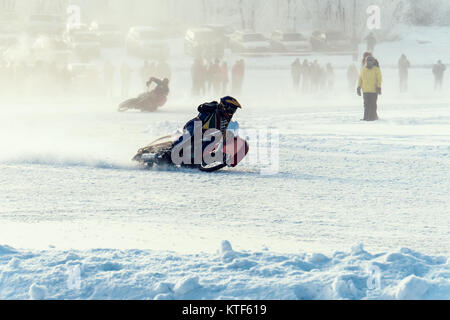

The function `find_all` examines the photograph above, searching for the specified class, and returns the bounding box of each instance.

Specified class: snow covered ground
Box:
[0,26,449,300]
[1,242,449,300]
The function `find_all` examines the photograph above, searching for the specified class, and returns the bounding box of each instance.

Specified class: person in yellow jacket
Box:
[357,56,382,121]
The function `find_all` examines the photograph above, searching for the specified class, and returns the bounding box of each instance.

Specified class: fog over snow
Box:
[0,0,449,300]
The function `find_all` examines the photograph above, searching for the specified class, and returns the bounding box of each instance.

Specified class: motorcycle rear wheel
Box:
[118,98,139,112]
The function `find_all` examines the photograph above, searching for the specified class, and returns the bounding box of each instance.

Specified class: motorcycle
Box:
[118,86,167,112]
[132,124,249,172]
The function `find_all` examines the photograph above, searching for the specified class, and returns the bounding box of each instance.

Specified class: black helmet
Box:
[220,96,242,115]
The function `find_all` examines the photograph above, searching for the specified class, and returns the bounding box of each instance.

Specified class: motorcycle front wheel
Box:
[198,161,227,172]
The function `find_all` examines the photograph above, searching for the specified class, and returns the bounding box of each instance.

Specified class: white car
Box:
[126,26,169,59]
[1,33,27,64]
[31,36,72,66]
[229,31,271,53]
[184,27,224,59]
[67,63,98,78]
[202,24,234,48]
[90,24,124,48]
[66,31,101,59]
[67,63,102,94]
[0,34,17,54]
[0,12,21,33]
[310,30,356,52]
[270,31,311,52]
[27,14,65,36]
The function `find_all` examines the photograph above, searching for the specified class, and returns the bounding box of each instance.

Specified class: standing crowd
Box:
[0,57,175,101]
[288,46,447,122]
[191,58,245,97]
[291,58,335,93]
[0,60,75,99]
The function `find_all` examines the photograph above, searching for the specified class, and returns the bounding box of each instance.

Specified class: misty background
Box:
[1,0,449,164]
[6,0,450,30]
[0,2,449,298]
[0,1,448,105]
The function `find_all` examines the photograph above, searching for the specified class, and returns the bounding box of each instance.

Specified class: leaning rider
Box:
[146,77,170,98]
[173,96,242,152]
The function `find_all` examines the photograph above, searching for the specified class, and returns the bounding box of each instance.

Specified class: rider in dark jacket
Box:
[147,77,170,97]
[173,96,242,152]
[187,96,241,136]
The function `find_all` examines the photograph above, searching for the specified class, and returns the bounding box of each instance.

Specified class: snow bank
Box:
[28,284,47,300]
[0,243,448,300]
[0,245,17,255]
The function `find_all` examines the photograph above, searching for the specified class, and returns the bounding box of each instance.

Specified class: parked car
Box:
[229,31,271,53]
[310,30,355,52]
[90,23,124,48]
[310,30,327,51]
[126,26,169,59]
[324,31,356,52]
[67,63,98,79]
[64,23,90,40]
[27,14,65,36]
[184,27,224,59]
[66,31,101,60]
[0,33,17,61]
[0,12,21,33]
[0,34,18,53]
[65,23,90,36]
[202,24,234,48]
[153,22,187,39]
[31,36,72,67]
[270,31,311,52]
[67,62,102,95]
[1,32,27,64]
